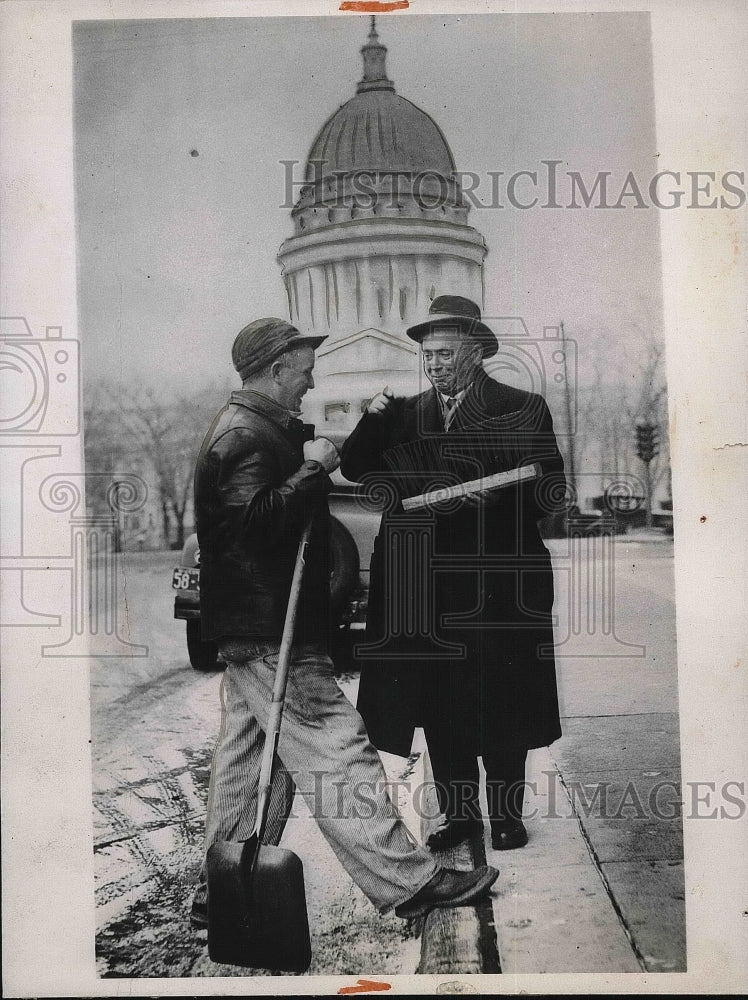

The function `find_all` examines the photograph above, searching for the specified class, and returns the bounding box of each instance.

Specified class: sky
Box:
[74,11,662,393]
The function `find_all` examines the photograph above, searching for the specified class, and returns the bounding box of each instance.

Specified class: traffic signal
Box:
[635,422,660,463]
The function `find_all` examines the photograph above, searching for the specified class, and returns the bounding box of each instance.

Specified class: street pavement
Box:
[91,533,684,980]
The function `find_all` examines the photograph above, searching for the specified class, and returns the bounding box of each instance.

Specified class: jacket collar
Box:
[229,388,301,432]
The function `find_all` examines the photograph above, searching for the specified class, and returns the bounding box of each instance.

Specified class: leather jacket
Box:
[194,389,331,642]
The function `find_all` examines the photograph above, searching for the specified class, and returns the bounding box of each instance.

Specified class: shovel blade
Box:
[206,838,311,972]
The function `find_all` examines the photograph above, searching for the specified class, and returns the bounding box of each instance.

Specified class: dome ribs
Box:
[303,94,458,205]
[317,119,335,176]
[351,112,361,165]
[333,117,347,173]
[376,107,386,157]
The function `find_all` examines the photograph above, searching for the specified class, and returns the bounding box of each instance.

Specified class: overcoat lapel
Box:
[414,388,444,435]
[450,368,513,432]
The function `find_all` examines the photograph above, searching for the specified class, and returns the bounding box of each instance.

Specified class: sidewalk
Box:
[372,727,684,975]
[396,534,685,975]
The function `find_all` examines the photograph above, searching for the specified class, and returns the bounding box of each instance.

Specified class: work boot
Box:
[394,865,499,920]
[189,882,208,929]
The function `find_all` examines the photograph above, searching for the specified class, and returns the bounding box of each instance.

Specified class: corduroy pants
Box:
[200,638,438,913]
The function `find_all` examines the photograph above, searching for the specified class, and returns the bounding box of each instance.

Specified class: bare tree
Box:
[83,379,130,549]
[117,383,228,549]
[84,376,231,550]
[571,313,670,521]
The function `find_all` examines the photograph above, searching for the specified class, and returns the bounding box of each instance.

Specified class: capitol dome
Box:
[276,18,488,442]
[292,21,468,233]
[305,90,456,181]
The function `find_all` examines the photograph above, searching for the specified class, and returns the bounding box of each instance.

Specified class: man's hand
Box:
[366,385,395,416]
[304,436,340,474]
[461,488,493,507]
[429,487,494,513]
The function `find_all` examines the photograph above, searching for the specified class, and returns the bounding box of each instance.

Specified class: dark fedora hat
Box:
[232,318,327,380]
[406,295,498,358]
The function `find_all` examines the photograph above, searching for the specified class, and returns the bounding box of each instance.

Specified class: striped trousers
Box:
[200,638,438,913]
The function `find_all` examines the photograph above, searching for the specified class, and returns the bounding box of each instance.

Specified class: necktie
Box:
[444,396,458,430]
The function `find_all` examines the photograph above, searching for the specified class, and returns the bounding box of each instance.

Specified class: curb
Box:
[410,748,501,975]
[417,833,501,975]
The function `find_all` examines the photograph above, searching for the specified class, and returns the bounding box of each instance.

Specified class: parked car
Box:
[173,482,376,671]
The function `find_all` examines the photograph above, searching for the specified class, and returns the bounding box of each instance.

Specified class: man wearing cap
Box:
[189,316,498,930]
[341,296,566,853]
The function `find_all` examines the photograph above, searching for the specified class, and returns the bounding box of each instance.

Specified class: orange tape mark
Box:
[338,979,392,995]
[339,1,409,11]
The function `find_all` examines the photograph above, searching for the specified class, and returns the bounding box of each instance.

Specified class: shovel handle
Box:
[253,512,314,844]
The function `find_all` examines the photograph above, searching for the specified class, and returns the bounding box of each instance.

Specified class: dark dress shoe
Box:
[490,819,529,851]
[426,819,482,852]
[395,865,500,919]
[189,883,208,929]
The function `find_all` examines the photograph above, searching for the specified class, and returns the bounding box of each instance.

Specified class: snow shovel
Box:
[206,516,313,972]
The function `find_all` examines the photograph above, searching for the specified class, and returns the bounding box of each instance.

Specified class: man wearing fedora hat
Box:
[189,316,499,930]
[341,296,566,853]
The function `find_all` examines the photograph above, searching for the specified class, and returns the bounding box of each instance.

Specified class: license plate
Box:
[172,567,200,592]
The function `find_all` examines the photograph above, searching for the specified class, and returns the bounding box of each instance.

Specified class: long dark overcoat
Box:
[340,369,566,759]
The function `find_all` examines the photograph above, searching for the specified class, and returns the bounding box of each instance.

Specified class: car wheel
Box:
[329,516,360,617]
[186,620,221,672]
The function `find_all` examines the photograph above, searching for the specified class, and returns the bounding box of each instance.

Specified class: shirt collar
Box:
[437,386,468,406]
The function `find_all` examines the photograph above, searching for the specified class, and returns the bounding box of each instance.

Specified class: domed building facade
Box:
[277,18,488,440]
